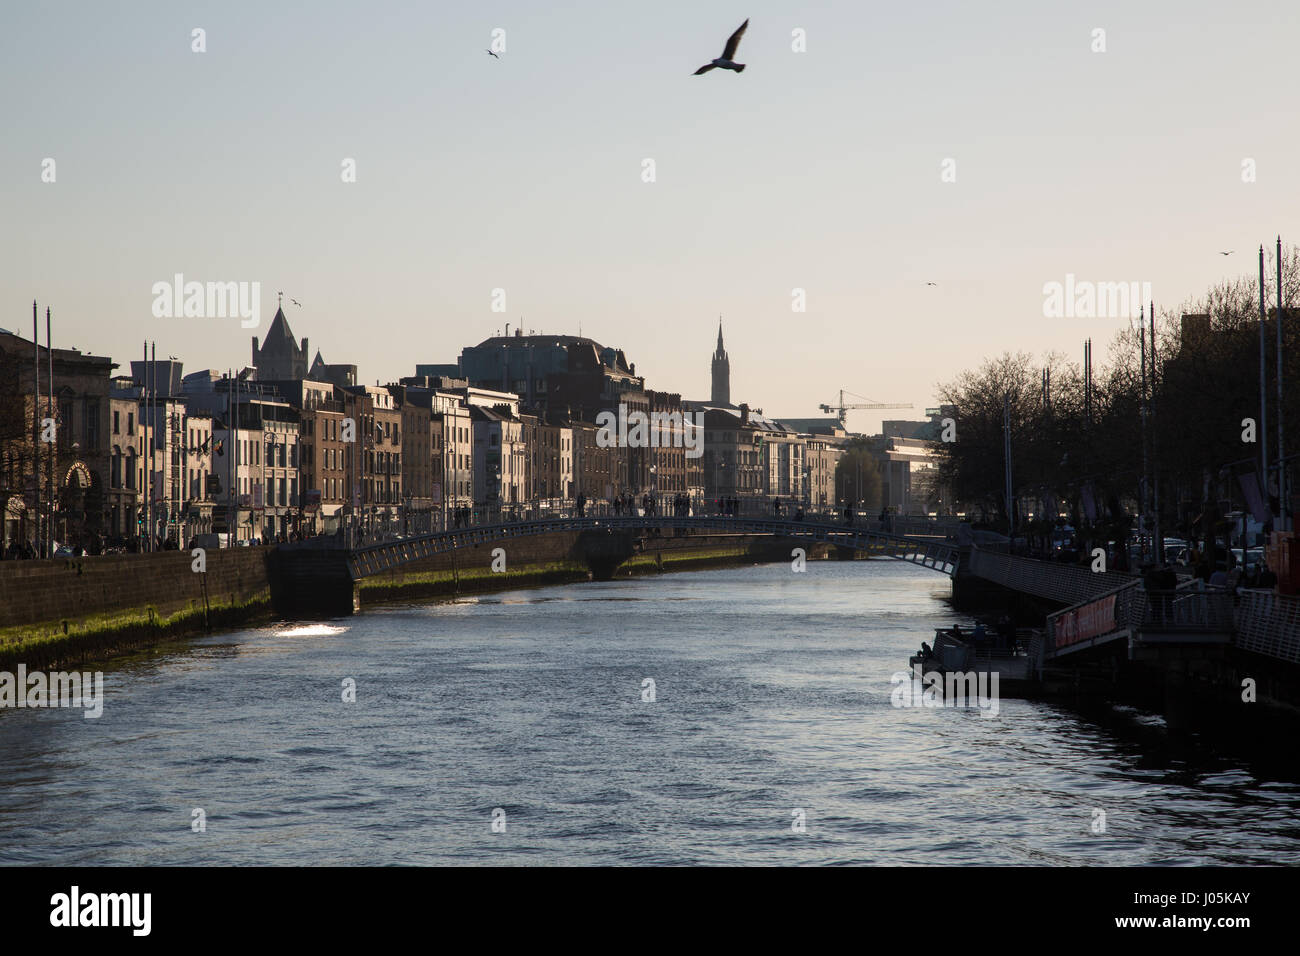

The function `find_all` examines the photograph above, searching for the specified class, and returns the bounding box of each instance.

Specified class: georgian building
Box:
[646,390,701,501]
[107,387,142,538]
[571,421,615,504]
[432,391,473,514]
[0,329,115,552]
[341,385,402,530]
[183,412,215,541]
[535,421,574,503]
[470,405,526,506]
[390,385,434,531]
[697,403,797,506]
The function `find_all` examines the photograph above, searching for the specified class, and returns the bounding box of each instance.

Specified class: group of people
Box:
[0,528,314,559]
[2,532,142,559]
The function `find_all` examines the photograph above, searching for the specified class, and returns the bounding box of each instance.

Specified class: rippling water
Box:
[2,561,1298,865]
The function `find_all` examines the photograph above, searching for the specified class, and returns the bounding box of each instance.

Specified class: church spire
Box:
[711,316,730,406]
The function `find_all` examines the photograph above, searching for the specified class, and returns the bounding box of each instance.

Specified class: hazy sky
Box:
[3,1,1296,432]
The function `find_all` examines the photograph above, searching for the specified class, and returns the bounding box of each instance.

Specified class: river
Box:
[2,560,1298,865]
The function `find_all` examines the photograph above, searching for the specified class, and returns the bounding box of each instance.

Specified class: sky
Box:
[2,1,1297,433]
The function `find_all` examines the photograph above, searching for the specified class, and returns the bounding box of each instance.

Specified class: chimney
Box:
[740,403,750,425]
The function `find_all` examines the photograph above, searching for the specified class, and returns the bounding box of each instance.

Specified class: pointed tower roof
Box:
[265,306,296,344]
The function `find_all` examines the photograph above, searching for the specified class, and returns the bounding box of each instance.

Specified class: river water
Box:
[2,560,1298,865]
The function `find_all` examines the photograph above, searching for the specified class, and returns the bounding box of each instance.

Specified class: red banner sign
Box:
[1054,593,1117,649]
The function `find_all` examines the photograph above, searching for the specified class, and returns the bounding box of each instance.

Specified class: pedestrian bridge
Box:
[346,515,960,579]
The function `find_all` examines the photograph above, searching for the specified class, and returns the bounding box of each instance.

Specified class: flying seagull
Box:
[694,18,749,74]
[926,282,938,286]
[290,298,302,307]
[1219,250,1234,256]
[486,49,499,59]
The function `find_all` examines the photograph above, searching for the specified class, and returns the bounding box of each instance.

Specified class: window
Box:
[113,411,120,435]
[60,402,74,451]
[127,412,134,435]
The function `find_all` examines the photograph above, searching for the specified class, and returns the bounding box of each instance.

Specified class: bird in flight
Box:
[290,298,302,307]
[926,282,938,286]
[694,19,749,74]
[1219,250,1234,256]
[486,49,499,59]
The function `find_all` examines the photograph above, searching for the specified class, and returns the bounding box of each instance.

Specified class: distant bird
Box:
[486,49,499,59]
[290,298,302,307]
[926,282,938,286]
[694,18,749,74]
[1219,250,1234,256]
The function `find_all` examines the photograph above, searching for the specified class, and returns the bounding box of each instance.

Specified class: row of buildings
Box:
[0,309,944,550]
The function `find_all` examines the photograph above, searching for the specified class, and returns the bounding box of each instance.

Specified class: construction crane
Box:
[819,389,913,427]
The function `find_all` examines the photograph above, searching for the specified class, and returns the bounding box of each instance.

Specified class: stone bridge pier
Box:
[269,547,359,617]
[574,529,637,580]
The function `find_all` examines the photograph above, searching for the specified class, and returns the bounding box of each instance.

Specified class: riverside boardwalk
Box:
[950,535,1300,720]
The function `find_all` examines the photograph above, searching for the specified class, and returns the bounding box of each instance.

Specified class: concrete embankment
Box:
[0,532,826,670]
[0,548,274,670]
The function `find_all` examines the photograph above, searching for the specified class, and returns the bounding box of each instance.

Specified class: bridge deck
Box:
[340,516,960,580]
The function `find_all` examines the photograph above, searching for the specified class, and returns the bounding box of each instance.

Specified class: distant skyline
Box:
[3,1,1297,432]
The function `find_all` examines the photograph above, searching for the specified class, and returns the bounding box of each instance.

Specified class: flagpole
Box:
[46,307,53,555]
[1259,246,1270,524]
[1277,236,1287,531]
[1150,300,1161,558]
[1140,314,1149,543]
[32,301,40,556]
[143,341,150,551]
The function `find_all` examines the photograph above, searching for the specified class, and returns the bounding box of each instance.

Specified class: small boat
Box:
[908,624,1036,686]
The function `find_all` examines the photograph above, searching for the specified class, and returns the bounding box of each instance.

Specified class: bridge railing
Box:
[1234,590,1300,663]
[338,514,960,578]
[967,546,1138,607]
